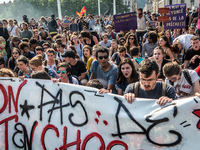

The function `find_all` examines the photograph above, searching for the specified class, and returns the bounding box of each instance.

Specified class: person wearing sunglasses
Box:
[163,61,200,98]
[90,46,118,93]
[119,37,126,46]
[8,47,21,70]
[52,62,80,85]
[124,34,139,54]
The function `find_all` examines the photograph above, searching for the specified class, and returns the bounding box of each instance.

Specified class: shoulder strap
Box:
[183,69,193,86]
[161,82,166,97]
[112,32,114,39]
[94,60,99,79]
[44,60,47,66]
[55,59,58,66]
[68,75,73,83]
[44,67,49,74]
[134,82,140,97]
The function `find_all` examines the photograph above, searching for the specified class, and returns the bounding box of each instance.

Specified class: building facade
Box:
[122,0,138,12]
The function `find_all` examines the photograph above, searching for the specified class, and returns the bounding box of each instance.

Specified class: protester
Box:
[17,55,32,78]
[163,62,200,97]
[124,34,139,54]
[8,47,21,70]
[0,68,15,77]
[116,58,138,95]
[124,59,176,106]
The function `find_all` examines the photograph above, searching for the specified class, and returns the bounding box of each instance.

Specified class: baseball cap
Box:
[61,50,76,58]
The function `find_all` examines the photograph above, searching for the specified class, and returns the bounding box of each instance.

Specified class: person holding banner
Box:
[124,59,176,106]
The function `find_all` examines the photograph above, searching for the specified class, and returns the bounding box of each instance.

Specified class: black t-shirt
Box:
[184,48,200,69]
[70,59,87,77]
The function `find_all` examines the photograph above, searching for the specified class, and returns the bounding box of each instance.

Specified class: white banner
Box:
[0,78,200,150]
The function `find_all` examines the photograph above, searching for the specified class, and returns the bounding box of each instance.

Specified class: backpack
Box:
[134,82,166,97]
[68,75,81,85]
[44,59,59,66]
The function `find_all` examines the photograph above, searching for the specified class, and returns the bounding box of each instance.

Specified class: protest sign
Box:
[158,16,170,22]
[1,78,200,149]
[158,8,170,14]
[198,0,200,29]
[150,21,157,29]
[114,12,137,32]
[164,3,186,30]
[62,23,70,28]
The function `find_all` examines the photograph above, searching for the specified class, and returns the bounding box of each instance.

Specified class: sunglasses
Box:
[43,47,48,49]
[57,70,66,74]
[120,41,125,44]
[98,55,108,60]
[129,38,134,40]
[13,52,19,54]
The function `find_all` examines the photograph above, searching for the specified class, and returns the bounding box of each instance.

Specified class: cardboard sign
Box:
[62,23,70,28]
[1,78,200,149]
[113,12,137,32]
[158,7,170,14]
[158,16,170,22]
[164,3,186,29]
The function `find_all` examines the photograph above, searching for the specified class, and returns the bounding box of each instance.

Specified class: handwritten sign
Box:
[1,78,200,149]
[62,23,70,28]
[158,16,170,22]
[158,7,170,14]
[113,12,137,32]
[164,3,186,30]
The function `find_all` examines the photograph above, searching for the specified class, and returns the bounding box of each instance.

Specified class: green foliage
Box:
[0,0,129,21]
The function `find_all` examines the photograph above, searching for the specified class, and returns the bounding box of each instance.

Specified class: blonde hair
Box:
[29,55,43,67]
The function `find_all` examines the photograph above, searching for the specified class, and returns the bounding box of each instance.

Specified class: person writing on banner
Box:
[163,61,200,98]
[124,59,176,106]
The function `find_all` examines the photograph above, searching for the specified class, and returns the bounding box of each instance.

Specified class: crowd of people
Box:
[0,7,199,105]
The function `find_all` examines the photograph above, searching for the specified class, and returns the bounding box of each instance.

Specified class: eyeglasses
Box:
[43,47,48,49]
[129,38,134,40]
[13,52,19,54]
[98,55,108,60]
[57,70,66,74]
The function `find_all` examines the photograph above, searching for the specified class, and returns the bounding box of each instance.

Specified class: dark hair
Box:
[118,46,126,53]
[95,47,109,58]
[35,46,44,52]
[86,79,103,89]
[29,38,37,45]
[163,62,181,77]
[124,34,139,53]
[42,42,50,48]
[130,46,140,56]
[117,58,138,84]
[138,8,143,12]
[57,62,71,73]
[22,38,29,43]
[139,59,159,78]
[160,35,171,48]
[69,46,79,59]
[19,42,30,50]
[11,36,20,42]
[0,56,5,65]
[80,31,91,39]
[147,32,157,44]
[17,55,29,65]
[31,70,51,80]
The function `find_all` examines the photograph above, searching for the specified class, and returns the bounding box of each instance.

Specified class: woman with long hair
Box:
[116,58,138,95]
[165,30,174,45]
[70,34,83,59]
[159,35,174,61]
[30,55,58,78]
[124,34,139,54]
[80,31,98,47]
[8,47,21,70]
[152,46,169,80]
[17,55,32,78]
[82,45,92,65]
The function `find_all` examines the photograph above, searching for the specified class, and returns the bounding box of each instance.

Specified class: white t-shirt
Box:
[165,70,199,97]
[7,25,17,37]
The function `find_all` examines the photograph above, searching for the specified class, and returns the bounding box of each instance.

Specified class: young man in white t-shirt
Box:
[163,62,200,98]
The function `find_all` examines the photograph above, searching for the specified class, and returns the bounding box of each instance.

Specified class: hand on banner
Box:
[195,93,200,97]
[99,88,112,94]
[124,93,135,104]
[52,78,59,83]
[157,96,173,106]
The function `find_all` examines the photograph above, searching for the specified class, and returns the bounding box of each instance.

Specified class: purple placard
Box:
[198,0,200,29]
[114,12,137,32]
[164,3,186,30]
